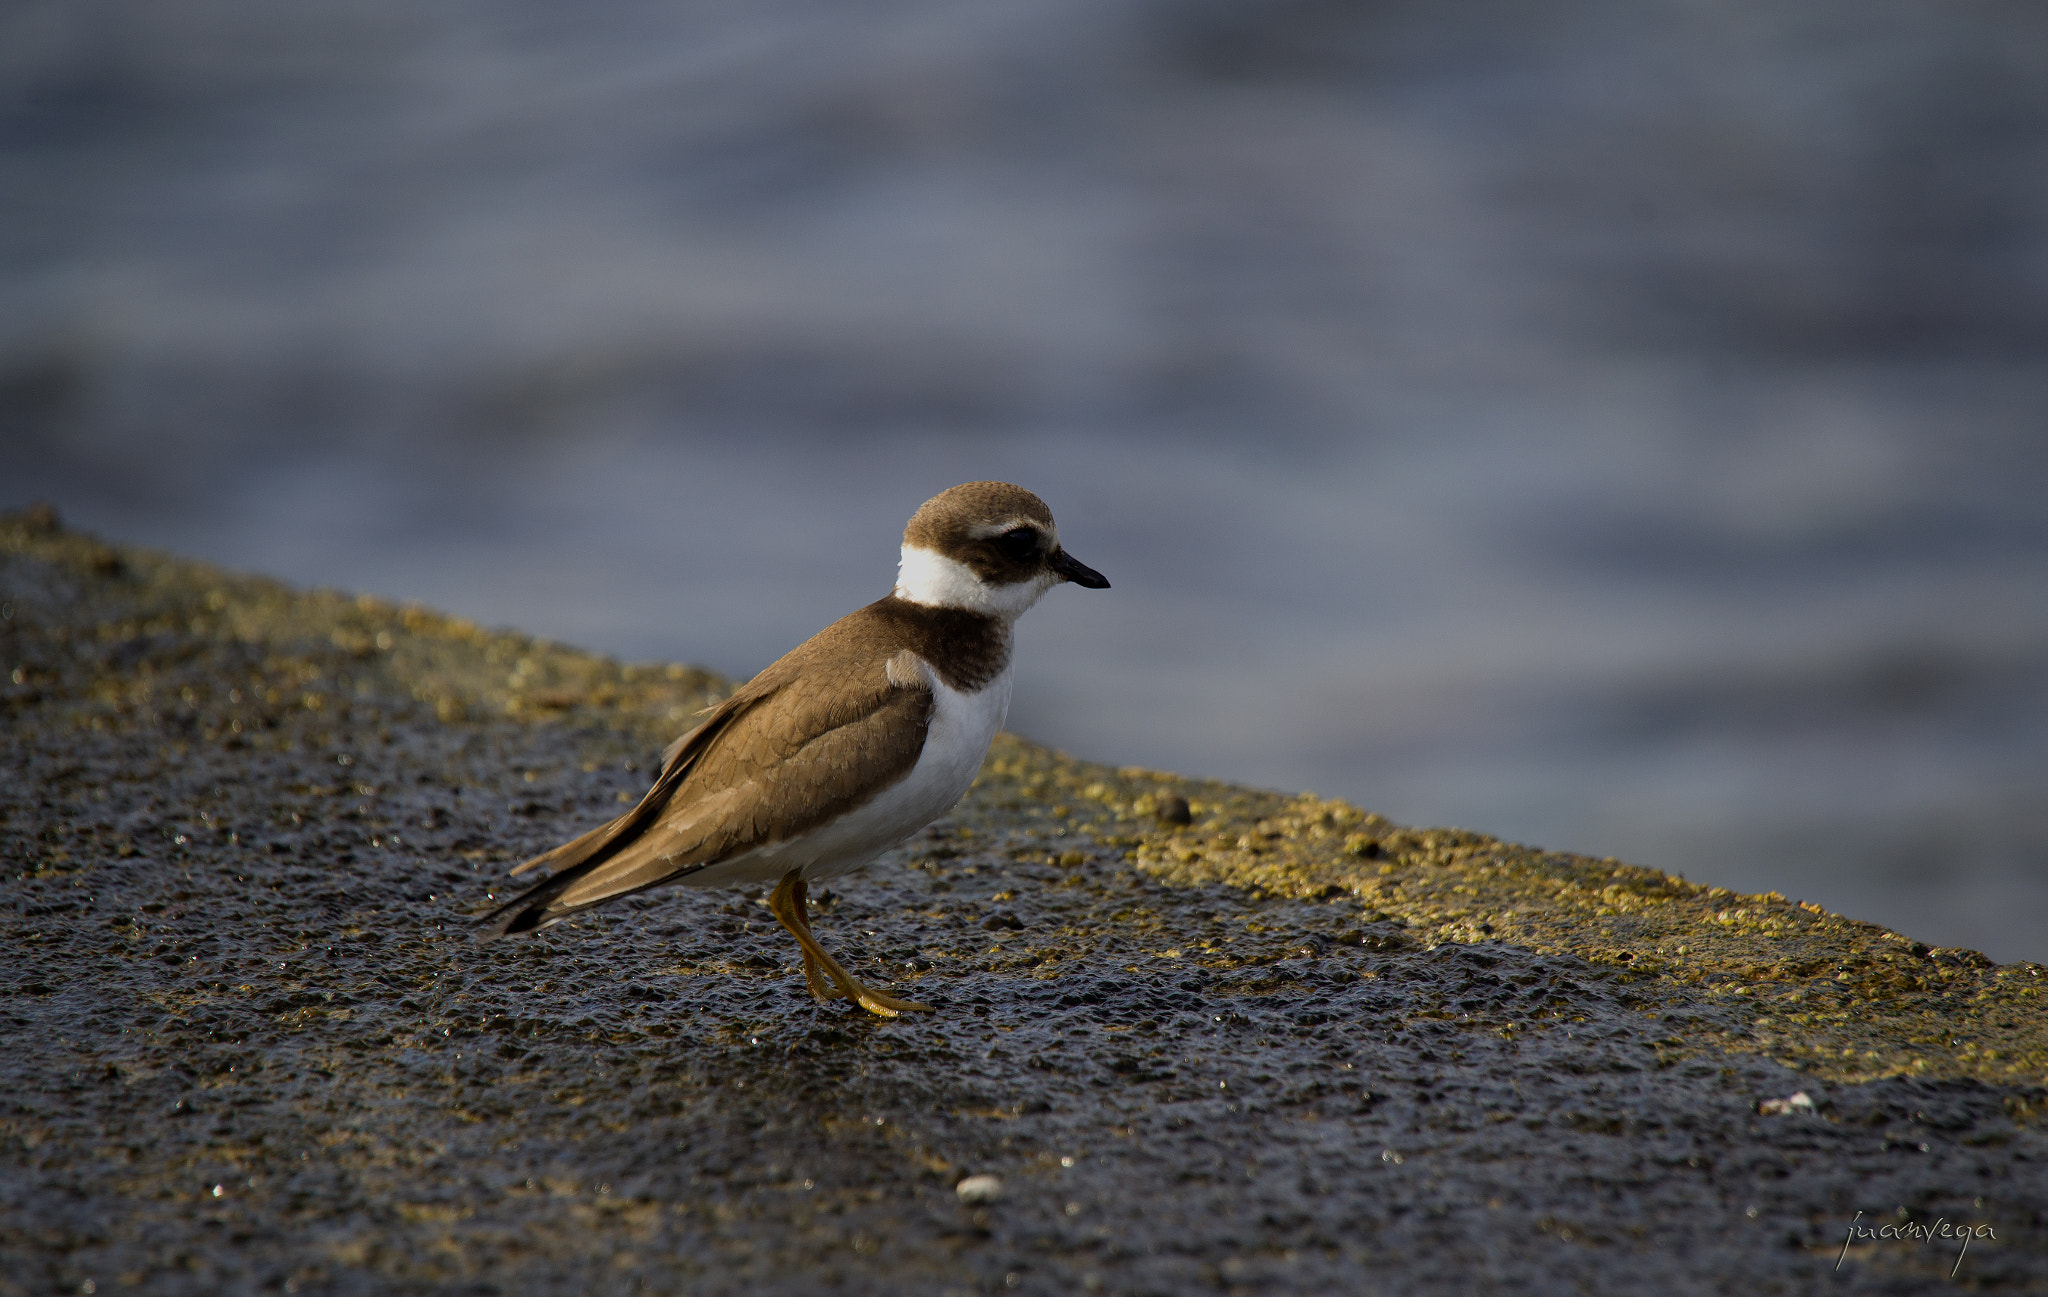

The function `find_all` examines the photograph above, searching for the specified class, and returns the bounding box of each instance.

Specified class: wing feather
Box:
[477,650,932,935]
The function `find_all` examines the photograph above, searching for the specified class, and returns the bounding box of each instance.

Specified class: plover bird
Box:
[479,482,1108,1016]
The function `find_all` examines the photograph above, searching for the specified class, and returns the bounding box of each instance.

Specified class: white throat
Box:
[894,544,1055,619]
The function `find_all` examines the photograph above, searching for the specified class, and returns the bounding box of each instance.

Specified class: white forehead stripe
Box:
[894,545,1056,618]
[966,518,1061,545]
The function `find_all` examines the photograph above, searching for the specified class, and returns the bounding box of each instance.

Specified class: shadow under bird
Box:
[477,481,1109,1016]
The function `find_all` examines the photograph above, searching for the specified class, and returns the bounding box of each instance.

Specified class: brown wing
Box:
[477,643,932,935]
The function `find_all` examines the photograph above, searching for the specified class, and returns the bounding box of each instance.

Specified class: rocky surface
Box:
[3,506,2044,1295]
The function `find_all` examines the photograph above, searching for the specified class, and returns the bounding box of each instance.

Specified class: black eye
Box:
[996,526,1039,560]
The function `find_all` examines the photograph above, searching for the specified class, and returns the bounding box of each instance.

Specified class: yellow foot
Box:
[848,985,933,1018]
[769,870,931,1017]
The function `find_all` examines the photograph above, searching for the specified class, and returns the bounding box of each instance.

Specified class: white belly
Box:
[678,667,1011,889]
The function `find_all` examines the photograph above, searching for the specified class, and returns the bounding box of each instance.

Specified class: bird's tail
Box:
[474,814,627,936]
[474,825,699,935]
[473,703,743,937]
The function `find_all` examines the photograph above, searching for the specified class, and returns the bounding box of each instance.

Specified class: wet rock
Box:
[2,509,2044,1296]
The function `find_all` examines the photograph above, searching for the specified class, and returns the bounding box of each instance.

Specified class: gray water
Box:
[5,0,2046,962]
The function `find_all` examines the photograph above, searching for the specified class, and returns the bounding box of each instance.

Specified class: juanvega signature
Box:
[1837,1210,1997,1278]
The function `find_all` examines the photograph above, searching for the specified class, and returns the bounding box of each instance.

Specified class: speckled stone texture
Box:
[3,508,2044,1296]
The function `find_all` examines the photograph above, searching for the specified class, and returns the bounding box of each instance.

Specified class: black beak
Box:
[1049,549,1109,589]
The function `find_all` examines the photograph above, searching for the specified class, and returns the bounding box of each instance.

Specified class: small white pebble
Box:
[955,1174,1004,1204]
[1758,1091,1815,1116]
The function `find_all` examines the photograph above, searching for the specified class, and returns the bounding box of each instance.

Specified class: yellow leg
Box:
[767,872,932,1018]
[802,951,846,1001]
[787,879,845,1001]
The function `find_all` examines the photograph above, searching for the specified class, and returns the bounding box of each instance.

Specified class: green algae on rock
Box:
[965,738,2048,1090]
[0,500,727,742]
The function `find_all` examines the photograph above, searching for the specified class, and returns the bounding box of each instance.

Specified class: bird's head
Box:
[893,481,1109,618]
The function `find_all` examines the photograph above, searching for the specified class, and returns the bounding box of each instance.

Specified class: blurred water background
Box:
[5,0,2045,962]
